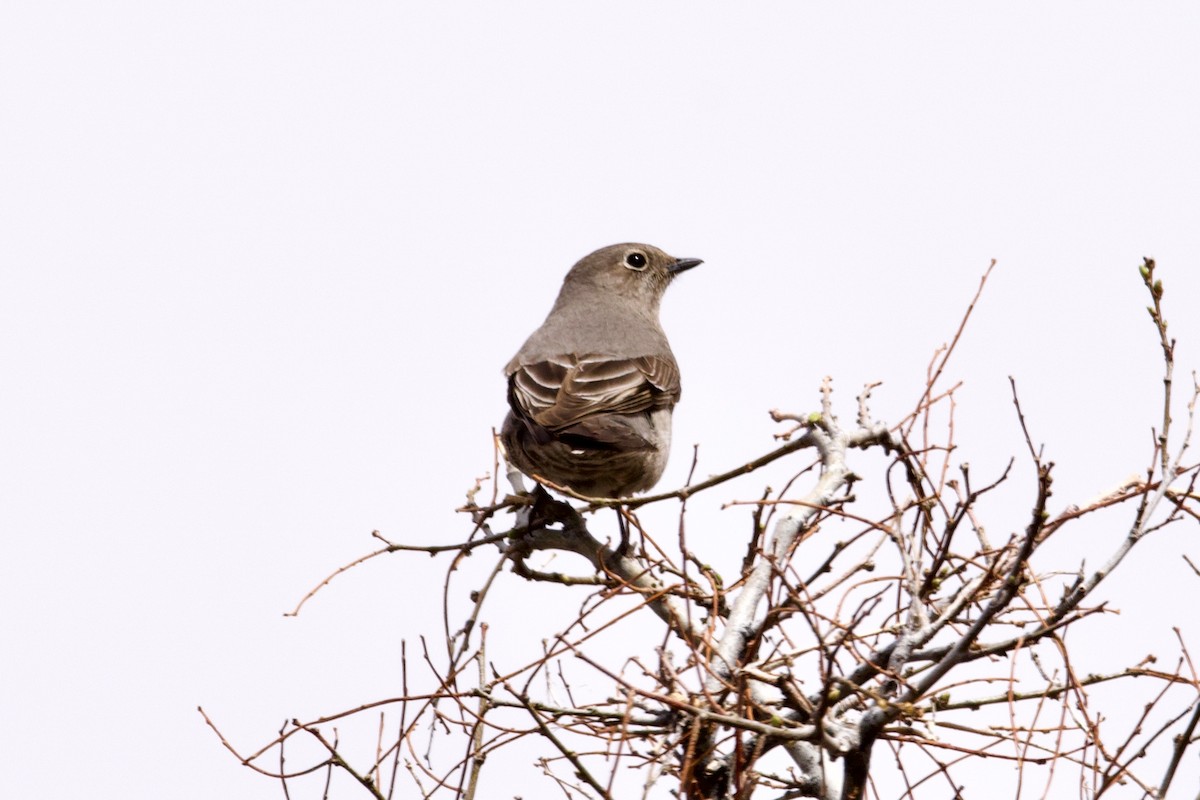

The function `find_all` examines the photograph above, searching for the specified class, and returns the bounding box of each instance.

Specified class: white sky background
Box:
[3,3,1200,798]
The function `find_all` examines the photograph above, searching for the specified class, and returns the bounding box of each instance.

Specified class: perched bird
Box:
[501,243,701,499]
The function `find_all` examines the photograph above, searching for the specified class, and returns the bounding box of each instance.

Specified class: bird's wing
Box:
[508,354,679,444]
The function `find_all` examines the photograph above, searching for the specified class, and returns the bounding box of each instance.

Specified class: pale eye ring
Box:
[624,252,648,270]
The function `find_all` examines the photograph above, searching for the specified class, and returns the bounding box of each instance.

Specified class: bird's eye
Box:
[624,252,648,271]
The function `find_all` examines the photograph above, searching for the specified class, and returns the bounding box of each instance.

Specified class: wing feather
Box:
[507,354,680,450]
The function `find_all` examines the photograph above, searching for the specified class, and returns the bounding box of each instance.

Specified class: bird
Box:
[501,243,701,500]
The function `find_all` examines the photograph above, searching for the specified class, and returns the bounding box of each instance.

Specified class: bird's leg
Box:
[614,506,630,557]
[613,505,646,557]
[527,484,565,532]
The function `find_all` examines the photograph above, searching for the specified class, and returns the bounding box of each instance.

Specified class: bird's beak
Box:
[668,257,703,275]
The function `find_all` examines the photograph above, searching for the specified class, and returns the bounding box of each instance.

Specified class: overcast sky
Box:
[3,3,1199,798]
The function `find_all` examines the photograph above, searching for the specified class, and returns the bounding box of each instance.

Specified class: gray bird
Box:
[501,243,701,499]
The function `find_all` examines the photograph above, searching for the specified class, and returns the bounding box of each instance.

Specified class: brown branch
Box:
[901,259,997,438]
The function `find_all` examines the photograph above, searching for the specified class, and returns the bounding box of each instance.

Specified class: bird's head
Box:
[559,243,702,312]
